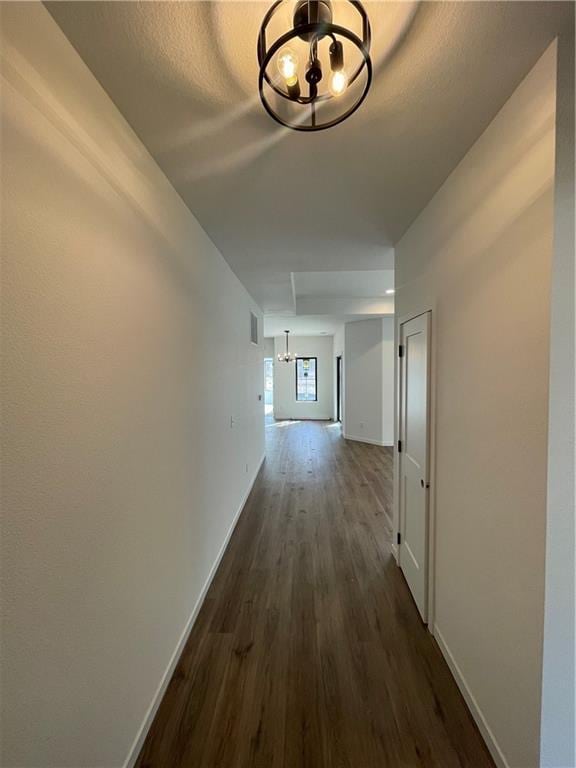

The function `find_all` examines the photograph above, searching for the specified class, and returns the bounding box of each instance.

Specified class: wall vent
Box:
[250,312,259,345]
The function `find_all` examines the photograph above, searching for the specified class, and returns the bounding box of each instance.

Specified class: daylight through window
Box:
[296,357,317,402]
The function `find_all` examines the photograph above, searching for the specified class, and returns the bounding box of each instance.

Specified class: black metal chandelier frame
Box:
[257,0,372,131]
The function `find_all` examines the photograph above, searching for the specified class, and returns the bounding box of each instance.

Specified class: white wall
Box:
[263,337,274,358]
[333,325,345,359]
[540,25,575,768]
[380,319,395,446]
[0,5,264,767]
[333,324,345,422]
[344,319,394,446]
[273,335,333,420]
[394,45,557,768]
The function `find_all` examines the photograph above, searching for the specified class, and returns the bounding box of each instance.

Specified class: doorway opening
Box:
[264,357,274,417]
[336,355,343,423]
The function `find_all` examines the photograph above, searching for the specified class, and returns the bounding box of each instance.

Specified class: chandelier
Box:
[278,330,297,362]
[257,0,372,131]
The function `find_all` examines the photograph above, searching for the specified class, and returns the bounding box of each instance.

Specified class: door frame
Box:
[336,355,343,423]
[394,308,437,632]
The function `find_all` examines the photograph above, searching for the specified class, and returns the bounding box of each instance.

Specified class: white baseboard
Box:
[273,416,333,421]
[433,625,509,768]
[343,434,394,447]
[124,453,266,768]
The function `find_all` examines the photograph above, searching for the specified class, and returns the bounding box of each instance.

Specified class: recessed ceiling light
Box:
[386,289,395,295]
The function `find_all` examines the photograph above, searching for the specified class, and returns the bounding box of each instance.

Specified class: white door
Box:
[398,312,431,622]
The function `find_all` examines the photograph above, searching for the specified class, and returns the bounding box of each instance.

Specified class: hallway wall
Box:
[273,335,334,420]
[394,45,556,768]
[0,5,265,767]
[263,337,274,358]
[540,23,575,768]
[344,319,394,446]
[333,325,345,422]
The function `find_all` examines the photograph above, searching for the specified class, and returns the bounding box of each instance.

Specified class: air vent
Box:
[250,312,259,345]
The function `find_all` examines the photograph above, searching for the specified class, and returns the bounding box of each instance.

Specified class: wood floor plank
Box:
[136,420,495,768]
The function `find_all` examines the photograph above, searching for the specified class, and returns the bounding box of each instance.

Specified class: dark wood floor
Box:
[136,419,494,768]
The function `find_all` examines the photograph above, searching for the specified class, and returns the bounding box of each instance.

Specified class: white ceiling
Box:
[264,268,394,335]
[263,314,386,337]
[47,0,572,325]
[294,269,394,297]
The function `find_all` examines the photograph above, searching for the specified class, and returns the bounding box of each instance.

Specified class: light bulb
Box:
[330,69,348,97]
[277,48,298,81]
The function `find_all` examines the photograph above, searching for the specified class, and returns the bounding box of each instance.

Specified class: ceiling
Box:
[264,314,384,337]
[47,0,571,324]
[294,270,394,297]
[263,268,394,336]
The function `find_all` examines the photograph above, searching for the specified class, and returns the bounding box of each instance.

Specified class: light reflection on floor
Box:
[265,416,343,432]
[266,419,302,428]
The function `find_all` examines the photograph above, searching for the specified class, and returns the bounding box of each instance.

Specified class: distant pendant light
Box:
[278,330,297,362]
[257,0,372,131]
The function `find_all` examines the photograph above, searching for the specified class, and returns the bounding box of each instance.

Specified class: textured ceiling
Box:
[47,0,572,313]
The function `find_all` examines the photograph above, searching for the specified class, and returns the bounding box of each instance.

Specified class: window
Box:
[296,357,317,401]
